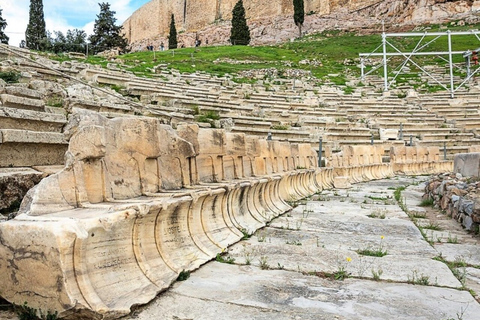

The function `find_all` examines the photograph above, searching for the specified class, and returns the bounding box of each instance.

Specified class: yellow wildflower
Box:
[346,257,352,262]
[381,235,385,240]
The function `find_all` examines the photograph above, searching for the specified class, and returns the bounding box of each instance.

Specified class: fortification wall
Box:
[123,0,341,43]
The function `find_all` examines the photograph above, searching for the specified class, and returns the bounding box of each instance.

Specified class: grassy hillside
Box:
[61,20,480,88]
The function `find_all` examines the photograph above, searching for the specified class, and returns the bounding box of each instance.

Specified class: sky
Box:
[1,0,151,47]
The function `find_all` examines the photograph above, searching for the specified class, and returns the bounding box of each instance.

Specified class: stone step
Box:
[0,106,66,132]
[0,94,45,111]
[67,98,133,115]
[3,85,43,99]
[0,129,68,167]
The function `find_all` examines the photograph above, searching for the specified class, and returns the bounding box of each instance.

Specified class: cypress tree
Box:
[89,3,128,54]
[230,0,250,45]
[25,0,47,50]
[0,8,8,45]
[293,0,304,38]
[168,14,177,49]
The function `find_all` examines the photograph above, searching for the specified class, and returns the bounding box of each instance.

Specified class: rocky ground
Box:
[2,176,480,319]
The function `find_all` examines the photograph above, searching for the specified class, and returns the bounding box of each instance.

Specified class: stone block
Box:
[333,176,351,189]
[379,128,399,141]
[454,153,480,177]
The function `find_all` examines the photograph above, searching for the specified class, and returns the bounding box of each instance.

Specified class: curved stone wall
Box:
[0,109,454,318]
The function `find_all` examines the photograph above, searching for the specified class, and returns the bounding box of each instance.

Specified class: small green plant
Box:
[286,239,302,246]
[410,212,426,219]
[357,236,388,257]
[422,222,442,231]
[271,124,289,130]
[277,262,284,270]
[196,110,220,123]
[177,269,191,281]
[407,270,430,285]
[447,232,458,244]
[419,197,435,207]
[256,230,267,242]
[367,208,387,219]
[45,96,63,108]
[216,252,235,264]
[259,256,269,270]
[241,228,252,240]
[242,244,254,265]
[394,186,406,202]
[14,302,58,320]
[0,71,20,83]
[302,208,313,218]
[371,268,383,281]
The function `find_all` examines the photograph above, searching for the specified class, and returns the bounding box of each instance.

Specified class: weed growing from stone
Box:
[286,239,302,246]
[256,230,267,242]
[447,232,458,244]
[277,263,284,270]
[177,270,191,281]
[367,208,387,219]
[14,302,58,320]
[371,268,383,281]
[357,236,388,257]
[242,244,254,265]
[241,228,252,240]
[419,197,435,207]
[409,212,426,219]
[407,270,430,285]
[423,221,442,231]
[302,208,313,218]
[216,252,235,264]
[259,256,269,270]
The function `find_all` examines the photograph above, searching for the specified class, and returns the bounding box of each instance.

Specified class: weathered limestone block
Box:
[379,128,399,141]
[454,152,480,177]
[391,146,453,176]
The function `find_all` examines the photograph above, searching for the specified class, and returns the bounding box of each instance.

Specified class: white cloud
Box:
[1,0,144,47]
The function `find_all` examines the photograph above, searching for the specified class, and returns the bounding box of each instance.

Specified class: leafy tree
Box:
[25,0,47,50]
[230,0,250,45]
[293,0,304,38]
[66,29,87,53]
[89,2,128,54]
[168,14,177,49]
[0,7,8,44]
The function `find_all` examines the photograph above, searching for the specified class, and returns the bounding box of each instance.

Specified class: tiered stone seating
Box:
[0,84,68,167]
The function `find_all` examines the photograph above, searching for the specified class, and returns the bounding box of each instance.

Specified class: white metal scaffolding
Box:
[359,30,480,98]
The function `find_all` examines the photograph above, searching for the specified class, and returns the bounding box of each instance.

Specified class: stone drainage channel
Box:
[2,176,480,320]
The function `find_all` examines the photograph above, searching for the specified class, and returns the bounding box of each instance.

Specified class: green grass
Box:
[357,248,388,257]
[419,197,435,207]
[394,186,406,202]
[38,21,480,88]
[0,71,20,83]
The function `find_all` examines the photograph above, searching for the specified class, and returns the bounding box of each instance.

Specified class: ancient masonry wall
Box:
[122,0,371,44]
[424,153,480,231]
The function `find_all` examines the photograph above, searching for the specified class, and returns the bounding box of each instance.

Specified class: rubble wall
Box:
[424,173,480,231]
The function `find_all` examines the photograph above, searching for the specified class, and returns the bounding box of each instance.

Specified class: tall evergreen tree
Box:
[293,0,304,38]
[230,0,250,45]
[89,3,128,54]
[0,8,8,45]
[168,14,177,49]
[25,0,47,50]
